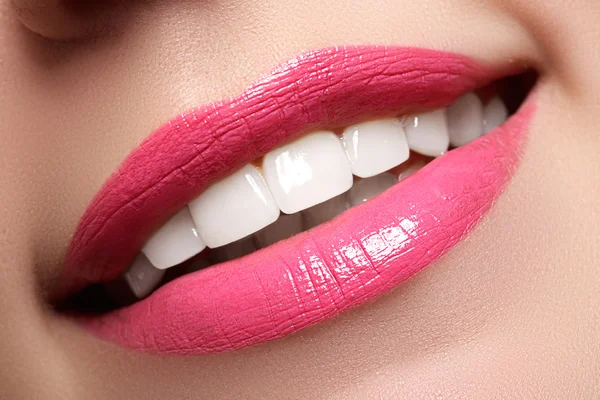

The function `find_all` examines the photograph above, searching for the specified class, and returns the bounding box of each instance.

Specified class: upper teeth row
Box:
[133,94,507,280]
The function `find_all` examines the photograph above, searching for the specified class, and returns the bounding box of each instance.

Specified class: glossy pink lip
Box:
[63,46,535,355]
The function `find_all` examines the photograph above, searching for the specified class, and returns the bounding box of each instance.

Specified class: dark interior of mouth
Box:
[59,70,538,314]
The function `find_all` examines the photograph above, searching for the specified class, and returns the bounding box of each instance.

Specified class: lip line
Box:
[62,45,519,300]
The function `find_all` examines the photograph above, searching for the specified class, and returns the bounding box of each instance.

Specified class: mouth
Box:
[59,46,537,355]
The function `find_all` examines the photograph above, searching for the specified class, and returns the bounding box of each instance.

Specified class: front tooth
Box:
[263,131,353,214]
[302,193,349,229]
[254,213,303,248]
[482,96,508,133]
[447,93,484,147]
[211,236,257,263]
[142,207,206,270]
[341,119,410,178]
[124,254,166,299]
[405,109,449,157]
[188,165,280,248]
[349,173,397,207]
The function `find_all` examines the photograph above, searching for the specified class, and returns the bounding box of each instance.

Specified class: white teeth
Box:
[134,96,508,277]
[303,193,349,229]
[483,96,508,133]
[124,254,166,299]
[447,93,484,147]
[188,165,280,248]
[341,119,410,178]
[405,109,450,157]
[211,236,257,263]
[349,173,397,207]
[254,213,304,248]
[263,131,353,214]
[142,207,206,270]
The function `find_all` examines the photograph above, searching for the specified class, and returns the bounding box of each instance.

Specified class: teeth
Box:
[341,119,410,178]
[211,236,257,263]
[397,159,428,181]
[124,254,166,299]
[188,165,280,248]
[405,109,449,157]
[483,96,508,133]
[133,96,508,277]
[141,207,206,270]
[303,193,349,229]
[263,131,353,214]
[447,93,484,147]
[349,173,397,207]
[254,213,304,248]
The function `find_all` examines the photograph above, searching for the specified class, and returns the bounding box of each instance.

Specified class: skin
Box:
[0,0,598,398]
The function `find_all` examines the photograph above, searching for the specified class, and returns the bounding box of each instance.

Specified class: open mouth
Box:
[59,46,537,355]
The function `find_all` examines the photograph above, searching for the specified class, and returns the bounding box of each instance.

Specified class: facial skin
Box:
[0,0,599,398]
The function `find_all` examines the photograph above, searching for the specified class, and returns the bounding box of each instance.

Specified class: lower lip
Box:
[81,101,535,355]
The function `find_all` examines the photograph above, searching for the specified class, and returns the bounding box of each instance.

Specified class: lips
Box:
[62,46,535,355]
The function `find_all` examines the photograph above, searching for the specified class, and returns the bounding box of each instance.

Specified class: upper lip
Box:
[61,45,535,355]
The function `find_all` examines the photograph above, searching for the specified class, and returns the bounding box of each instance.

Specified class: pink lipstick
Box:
[61,46,536,355]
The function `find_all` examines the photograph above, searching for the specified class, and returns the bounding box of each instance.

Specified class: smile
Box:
[60,46,537,355]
